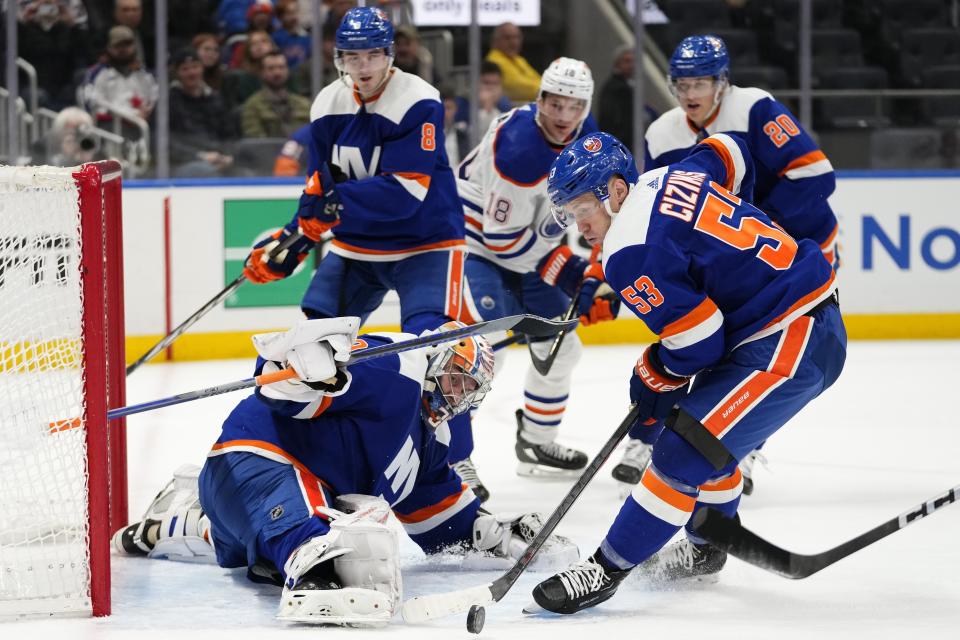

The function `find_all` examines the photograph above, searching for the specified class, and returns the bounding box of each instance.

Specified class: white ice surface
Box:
[5,341,960,639]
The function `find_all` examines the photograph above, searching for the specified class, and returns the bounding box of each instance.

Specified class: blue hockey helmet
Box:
[669,35,729,80]
[547,132,639,228]
[335,6,394,51]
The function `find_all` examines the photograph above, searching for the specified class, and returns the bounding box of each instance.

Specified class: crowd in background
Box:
[8,0,647,178]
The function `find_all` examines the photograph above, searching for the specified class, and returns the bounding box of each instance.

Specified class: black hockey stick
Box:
[527,282,583,376]
[126,230,306,376]
[400,403,643,623]
[103,314,576,421]
[693,484,960,579]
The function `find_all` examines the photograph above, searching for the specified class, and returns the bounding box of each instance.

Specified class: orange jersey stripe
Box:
[765,272,835,329]
[524,404,566,416]
[661,298,720,339]
[465,216,482,230]
[391,172,432,190]
[700,137,736,191]
[641,468,696,512]
[768,317,813,378]
[210,439,333,491]
[394,484,468,523]
[779,150,827,177]
[486,232,527,252]
[311,395,334,419]
[446,249,465,320]
[330,238,466,255]
[703,371,782,438]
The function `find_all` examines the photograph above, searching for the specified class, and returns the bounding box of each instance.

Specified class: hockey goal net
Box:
[0,162,127,618]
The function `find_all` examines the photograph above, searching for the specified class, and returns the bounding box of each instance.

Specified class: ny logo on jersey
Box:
[383,436,419,505]
[331,144,381,179]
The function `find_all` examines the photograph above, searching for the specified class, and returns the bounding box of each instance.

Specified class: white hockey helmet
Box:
[539,57,595,122]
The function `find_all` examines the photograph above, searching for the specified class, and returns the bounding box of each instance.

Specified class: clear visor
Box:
[668,76,718,99]
[334,48,392,75]
[550,192,604,230]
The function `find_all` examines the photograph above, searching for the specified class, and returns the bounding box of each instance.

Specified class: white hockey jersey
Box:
[456,104,598,273]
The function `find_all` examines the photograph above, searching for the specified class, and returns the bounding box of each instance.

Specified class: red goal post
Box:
[0,161,127,618]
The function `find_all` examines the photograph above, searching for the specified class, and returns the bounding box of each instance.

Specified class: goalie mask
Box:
[422,322,495,427]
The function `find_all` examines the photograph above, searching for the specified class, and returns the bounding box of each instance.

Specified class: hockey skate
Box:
[530,552,631,615]
[514,409,588,477]
[451,457,490,503]
[739,449,767,496]
[611,437,652,498]
[636,536,727,583]
[463,511,579,572]
[112,464,214,562]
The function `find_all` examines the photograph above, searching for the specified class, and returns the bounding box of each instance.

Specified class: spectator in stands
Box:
[476,60,510,133]
[289,19,338,98]
[597,45,657,151]
[193,32,225,91]
[222,29,275,108]
[485,22,540,103]
[168,47,236,177]
[38,106,104,166]
[168,1,219,52]
[394,24,437,85]
[242,51,311,138]
[273,0,311,69]
[110,0,154,68]
[440,85,468,166]
[84,25,158,125]
[273,122,311,176]
[246,0,275,32]
[17,0,92,110]
[218,0,273,36]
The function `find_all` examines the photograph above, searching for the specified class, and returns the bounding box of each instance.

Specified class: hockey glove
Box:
[243,227,316,284]
[578,263,621,326]
[630,343,690,423]
[537,245,588,297]
[297,163,345,241]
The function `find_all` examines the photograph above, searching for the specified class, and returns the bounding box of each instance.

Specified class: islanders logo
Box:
[582,137,603,152]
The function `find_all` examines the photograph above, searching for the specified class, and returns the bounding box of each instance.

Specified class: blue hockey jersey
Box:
[457,105,598,273]
[644,86,838,264]
[303,69,464,260]
[209,333,478,540]
[605,133,836,377]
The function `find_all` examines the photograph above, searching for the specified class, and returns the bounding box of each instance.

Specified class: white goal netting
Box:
[0,167,92,616]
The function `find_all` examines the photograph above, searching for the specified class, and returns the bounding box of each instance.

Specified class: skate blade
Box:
[522,601,545,615]
[516,462,582,479]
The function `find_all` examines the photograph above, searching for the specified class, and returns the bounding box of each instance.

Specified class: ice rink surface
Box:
[6,340,960,639]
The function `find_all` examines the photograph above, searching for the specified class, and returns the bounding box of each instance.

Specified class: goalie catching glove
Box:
[537,245,621,326]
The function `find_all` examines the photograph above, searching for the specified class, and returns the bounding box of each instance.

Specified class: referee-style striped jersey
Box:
[304,69,464,261]
[604,133,836,377]
[644,86,839,264]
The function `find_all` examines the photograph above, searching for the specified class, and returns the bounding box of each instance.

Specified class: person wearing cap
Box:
[485,22,540,103]
[393,24,437,85]
[82,24,158,125]
[168,47,236,177]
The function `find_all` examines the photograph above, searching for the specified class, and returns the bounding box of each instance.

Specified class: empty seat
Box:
[869,128,945,169]
[920,65,960,126]
[899,29,960,87]
[810,29,864,74]
[650,0,734,52]
[816,67,891,129]
[710,29,760,66]
[733,65,790,90]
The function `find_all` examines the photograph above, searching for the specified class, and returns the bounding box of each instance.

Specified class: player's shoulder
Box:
[491,105,556,186]
[355,331,428,386]
[645,107,696,160]
[310,79,356,121]
[715,85,777,130]
[603,166,670,263]
[375,69,441,126]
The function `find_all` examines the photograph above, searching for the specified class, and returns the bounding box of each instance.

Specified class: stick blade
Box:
[400,584,495,623]
[511,316,578,337]
[692,508,811,579]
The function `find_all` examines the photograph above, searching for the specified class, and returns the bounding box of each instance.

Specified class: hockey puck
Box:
[466,605,485,634]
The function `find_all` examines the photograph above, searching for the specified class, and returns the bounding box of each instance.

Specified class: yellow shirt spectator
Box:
[486,22,541,103]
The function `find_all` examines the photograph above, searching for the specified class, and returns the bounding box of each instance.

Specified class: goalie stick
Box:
[693,484,960,579]
[126,230,306,376]
[400,404,644,624]
[104,314,576,421]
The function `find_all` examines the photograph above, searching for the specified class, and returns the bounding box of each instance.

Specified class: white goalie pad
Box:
[277,496,401,626]
[125,463,215,563]
[463,512,579,572]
